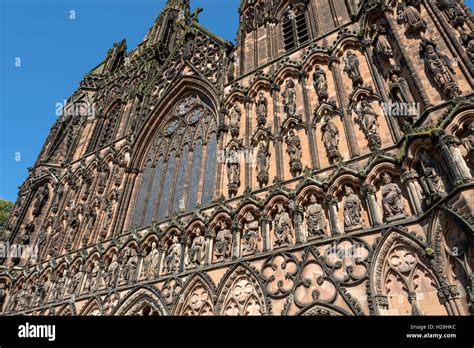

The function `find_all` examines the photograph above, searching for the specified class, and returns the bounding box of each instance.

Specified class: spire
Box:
[143,0,191,50]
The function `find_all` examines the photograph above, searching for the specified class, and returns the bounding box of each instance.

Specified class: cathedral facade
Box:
[0,0,473,316]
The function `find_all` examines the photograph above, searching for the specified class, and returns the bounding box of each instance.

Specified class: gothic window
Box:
[131,93,218,228]
[282,7,310,51]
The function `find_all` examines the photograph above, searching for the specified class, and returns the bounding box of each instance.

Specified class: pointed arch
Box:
[369,228,448,315]
[113,286,168,316]
[80,296,103,316]
[128,75,221,229]
[173,273,216,316]
[216,263,269,316]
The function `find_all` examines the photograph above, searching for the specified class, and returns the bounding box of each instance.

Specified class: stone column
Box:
[324,195,341,236]
[361,184,383,226]
[435,133,472,184]
[244,96,254,189]
[329,56,360,158]
[231,221,241,259]
[179,234,187,272]
[261,215,272,251]
[401,170,424,215]
[205,228,214,265]
[299,69,320,169]
[291,205,305,244]
[271,82,284,179]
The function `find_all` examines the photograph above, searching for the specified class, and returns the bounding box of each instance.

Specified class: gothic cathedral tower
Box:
[1,0,473,316]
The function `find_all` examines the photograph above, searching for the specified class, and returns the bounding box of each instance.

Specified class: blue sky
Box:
[0,0,473,202]
[0,0,240,202]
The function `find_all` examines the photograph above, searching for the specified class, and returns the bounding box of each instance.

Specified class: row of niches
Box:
[3,145,471,313]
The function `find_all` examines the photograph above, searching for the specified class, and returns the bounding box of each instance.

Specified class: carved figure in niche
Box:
[256,92,268,127]
[343,186,363,230]
[282,79,298,119]
[228,104,241,138]
[462,123,474,157]
[85,261,100,293]
[164,235,181,274]
[305,194,326,237]
[32,187,49,217]
[343,51,363,88]
[227,148,240,197]
[397,0,427,34]
[183,32,195,60]
[285,130,303,176]
[51,185,64,212]
[121,248,138,283]
[214,220,232,261]
[66,268,83,295]
[142,242,159,279]
[419,150,446,199]
[313,65,328,101]
[356,101,381,152]
[373,24,393,61]
[242,211,260,254]
[436,0,466,28]
[420,39,460,98]
[82,208,97,245]
[104,254,119,287]
[388,70,416,123]
[357,101,379,137]
[227,51,236,82]
[64,220,79,251]
[51,276,65,302]
[100,201,114,240]
[321,115,341,163]
[274,203,293,246]
[256,142,270,187]
[22,222,34,245]
[245,9,254,33]
[380,173,406,219]
[459,30,474,63]
[188,227,206,268]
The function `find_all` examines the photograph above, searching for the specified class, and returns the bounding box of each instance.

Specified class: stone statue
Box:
[305,194,326,237]
[321,115,341,163]
[373,24,393,61]
[380,173,406,219]
[256,92,268,127]
[274,203,293,246]
[356,101,381,152]
[142,242,159,279]
[285,130,303,176]
[67,269,83,295]
[462,123,474,157]
[85,261,100,293]
[104,255,119,287]
[436,0,466,28]
[32,187,49,217]
[397,0,427,34]
[419,150,446,199]
[51,185,64,211]
[459,30,474,63]
[188,227,206,267]
[214,221,232,261]
[282,79,298,119]
[164,235,181,273]
[420,39,460,98]
[313,65,329,101]
[227,51,236,82]
[242,211,260,254]
[343,50,363,88]
[22,222,34,245]
[388,70,416,119]
[227,148,240,197]
[343,186,363,230]
[123,249,138,283]
[228,104,241,138]
[256,142,270,187]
